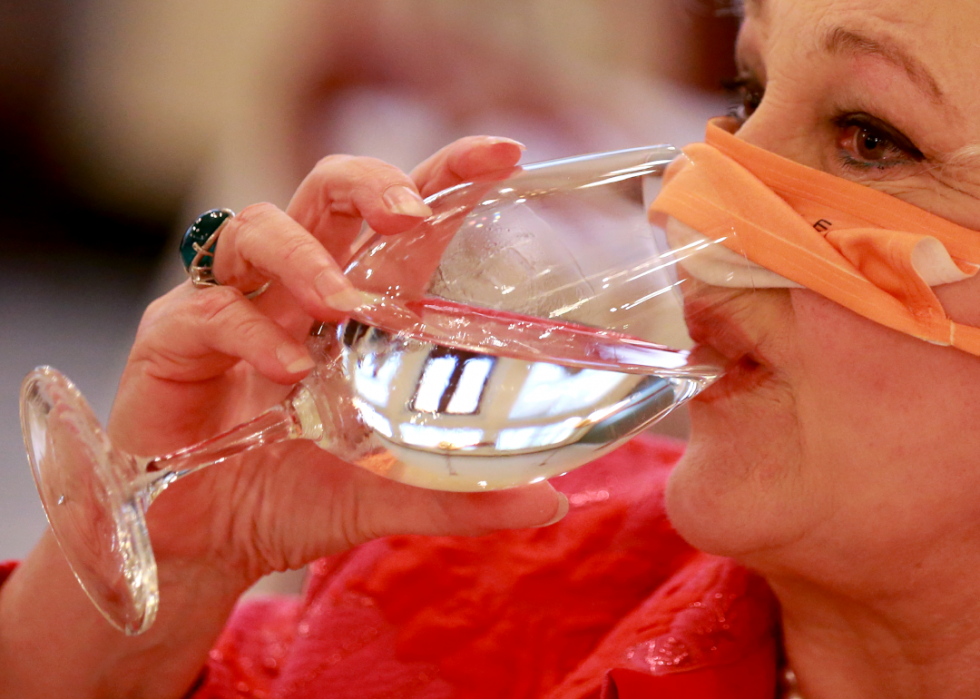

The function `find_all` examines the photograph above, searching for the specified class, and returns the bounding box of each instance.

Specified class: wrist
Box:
[0,531,246,699]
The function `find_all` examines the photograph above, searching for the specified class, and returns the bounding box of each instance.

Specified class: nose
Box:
[732,110,777,150]
[728,102,823,170]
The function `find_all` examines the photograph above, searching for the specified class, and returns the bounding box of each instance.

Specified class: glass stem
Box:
[132,386,320,503]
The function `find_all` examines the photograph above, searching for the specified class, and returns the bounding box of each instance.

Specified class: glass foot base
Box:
[20,367,158,635]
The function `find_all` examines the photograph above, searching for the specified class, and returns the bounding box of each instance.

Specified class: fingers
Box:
[287,137,524,254]
[422,484,570,535]
[411,135,526,197]
[261,445,572,565]
[346,470,570,542]
[208,138,524,320]
[156,137,528,380]
[211,202,363,320]
[286,154,434,254]
[132,284,315,385]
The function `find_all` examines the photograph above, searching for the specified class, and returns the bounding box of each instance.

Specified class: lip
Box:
[684,298,761,364]
[683,296,772,402]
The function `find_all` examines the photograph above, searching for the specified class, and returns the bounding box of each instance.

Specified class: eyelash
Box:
[721,73,926,172]
[721,75,764,123]
[831,113,925,170]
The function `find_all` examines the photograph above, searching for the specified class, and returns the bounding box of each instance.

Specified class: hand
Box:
[107,136,566,588]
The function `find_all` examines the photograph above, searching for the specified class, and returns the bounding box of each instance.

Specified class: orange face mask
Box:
[650,117,980,355]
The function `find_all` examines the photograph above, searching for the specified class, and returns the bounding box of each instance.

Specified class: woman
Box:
[4,0,980,696]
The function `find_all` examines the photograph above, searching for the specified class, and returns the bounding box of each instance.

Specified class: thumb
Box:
[362,480,570,541]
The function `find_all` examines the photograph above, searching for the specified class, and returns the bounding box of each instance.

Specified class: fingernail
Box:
[277,344,315,374]
[535,492,569,528]
[486,136,526,150]
[315,271,363,312]
[383,185,432,217]
[325,288,364,312]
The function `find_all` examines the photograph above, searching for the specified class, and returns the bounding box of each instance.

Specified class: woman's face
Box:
[666,0,980,591]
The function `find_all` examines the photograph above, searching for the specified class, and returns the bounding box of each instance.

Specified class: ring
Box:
[179,208,269,299]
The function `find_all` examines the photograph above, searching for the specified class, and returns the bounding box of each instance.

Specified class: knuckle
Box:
[229,313,271,347]
[355,164,410,195]
[141,292,175,325]
[219,204,285,281]
[234,203,328,272]
[191,289,275,348]
[314,153,357,171]
[135,285,194,336]
[315,154,405,189]
[279,234,325,267]
[237,201,280,225]
[234,203,282,250]
[188,286,244,323]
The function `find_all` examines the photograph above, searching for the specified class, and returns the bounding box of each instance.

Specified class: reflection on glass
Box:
[339,324,689,461]
[495,418,583,452]
[398,424,485,450]
[508,364,629,419]
[446,357,493,414]
[411,348,494,415]
[350,347,401,408]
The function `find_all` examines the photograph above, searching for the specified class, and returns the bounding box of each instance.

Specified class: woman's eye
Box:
[723,75,765,122]
[833,115,924,169]
[838,125,904,163]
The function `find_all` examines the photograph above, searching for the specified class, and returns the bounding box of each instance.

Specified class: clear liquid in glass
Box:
[304,297,720,491]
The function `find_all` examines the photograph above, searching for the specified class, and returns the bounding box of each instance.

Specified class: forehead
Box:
[742,0,980,102]
[746,0,978,44]
[743,0,974,43]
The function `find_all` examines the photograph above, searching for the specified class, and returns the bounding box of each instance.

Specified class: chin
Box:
[664,448,743,557]
[664,406,804,564]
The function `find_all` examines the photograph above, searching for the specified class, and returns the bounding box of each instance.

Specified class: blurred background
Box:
[0,0,737,565]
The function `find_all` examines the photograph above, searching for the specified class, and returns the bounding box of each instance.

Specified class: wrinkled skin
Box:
[112,138,564,585]
[0,137,566,699]
[666,0,980,697]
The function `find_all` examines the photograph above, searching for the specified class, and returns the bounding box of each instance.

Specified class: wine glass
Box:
[20,144,734,636]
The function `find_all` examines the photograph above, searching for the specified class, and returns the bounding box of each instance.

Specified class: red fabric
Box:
[187,436,778,698]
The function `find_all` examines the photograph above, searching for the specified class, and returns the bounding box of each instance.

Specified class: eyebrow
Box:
[823,27,944,104]
[741,0,944,104]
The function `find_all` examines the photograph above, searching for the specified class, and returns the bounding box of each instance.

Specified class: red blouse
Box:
[191,436,780,699]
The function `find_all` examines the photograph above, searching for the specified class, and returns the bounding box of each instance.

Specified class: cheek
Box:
[936,273,980,327]
[793,293,925,445]
[792,293,907,416]
[787,290,980,572]
[791,290,980,479]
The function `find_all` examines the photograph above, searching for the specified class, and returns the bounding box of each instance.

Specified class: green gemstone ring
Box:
[179,208,269,299]
[180,208,235,287]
